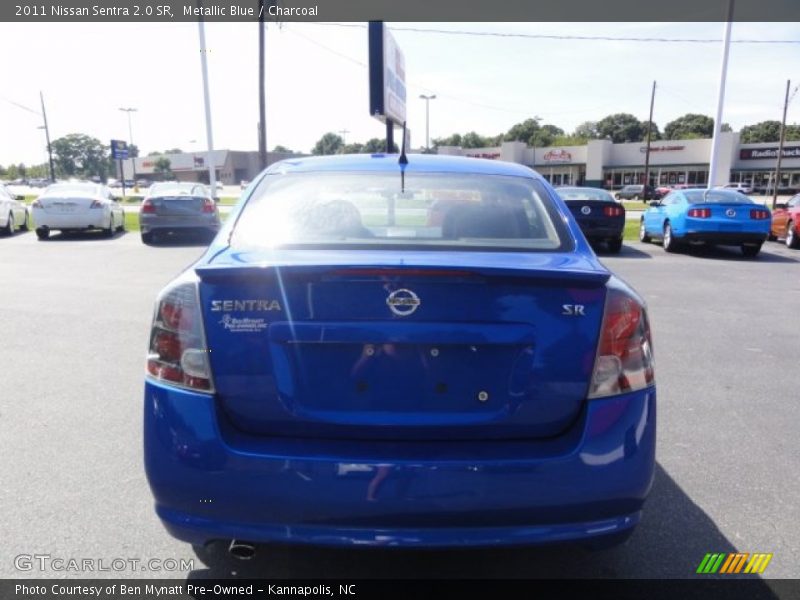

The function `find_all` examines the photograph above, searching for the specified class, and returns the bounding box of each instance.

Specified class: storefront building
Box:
[438,132,800,192]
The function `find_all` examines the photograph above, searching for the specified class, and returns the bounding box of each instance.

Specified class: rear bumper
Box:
[140,214,220,234]
[680,231,767,244]
[32,209,108,230]
[580,225,625,241]
[144,381,656,548]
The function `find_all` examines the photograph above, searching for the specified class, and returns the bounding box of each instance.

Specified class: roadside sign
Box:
[111,139,129,160]
[368,22,407,125]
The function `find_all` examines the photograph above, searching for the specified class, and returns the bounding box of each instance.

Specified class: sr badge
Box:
[387,288,421,316]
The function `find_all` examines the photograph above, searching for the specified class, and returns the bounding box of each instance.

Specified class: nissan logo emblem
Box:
[386,288,421,317]
[581,206,591,215]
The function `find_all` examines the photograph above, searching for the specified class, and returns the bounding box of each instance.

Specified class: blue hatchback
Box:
[144,154,656,550]
[639,188,771,256]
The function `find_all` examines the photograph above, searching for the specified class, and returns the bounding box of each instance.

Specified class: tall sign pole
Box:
[197,0,217,195]
[258,0,267,170]
[772,79,792,208]
[707,0,734,189]
[39,91,55,182]
[643,80,656,191]
[369,22,406,154]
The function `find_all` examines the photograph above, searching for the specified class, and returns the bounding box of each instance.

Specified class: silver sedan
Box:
[139,182,221,245]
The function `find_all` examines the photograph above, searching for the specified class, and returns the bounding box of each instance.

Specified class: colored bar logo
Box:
[697,553,773,574]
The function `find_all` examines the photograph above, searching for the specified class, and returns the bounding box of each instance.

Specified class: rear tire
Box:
[3,213,14,236]
[35,227,50,240]
[607,237,623,253]
[20,211,29,231]
[663,222,679,253]
[141,231,154,245]
[117,212,126,232]
[104,215,114,238]
[639,219,651,243]
[741,243,762,257]
[786,221,800,249]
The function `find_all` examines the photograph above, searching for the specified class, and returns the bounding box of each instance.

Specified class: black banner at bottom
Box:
[3,579,800,600]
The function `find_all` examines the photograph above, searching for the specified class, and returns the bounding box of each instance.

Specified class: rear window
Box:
[149,183,200,196]
[43,184,99,197]
[557,188,615,202]
[685,190,755,204]
[231,172,571,252]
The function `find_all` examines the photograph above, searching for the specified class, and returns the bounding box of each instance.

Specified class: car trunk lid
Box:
[196,249,609,441]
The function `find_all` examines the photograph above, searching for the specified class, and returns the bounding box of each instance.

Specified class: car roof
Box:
[264,153,538,178]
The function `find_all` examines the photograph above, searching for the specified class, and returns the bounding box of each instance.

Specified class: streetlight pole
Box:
[119,107,137,184]
[419,94,436,151]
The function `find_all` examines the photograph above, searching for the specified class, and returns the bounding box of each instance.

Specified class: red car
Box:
[769,193,800,248]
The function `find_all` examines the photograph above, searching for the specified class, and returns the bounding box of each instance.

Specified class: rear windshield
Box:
[557,188,615,202]
[686,190,755,204]
[149,183,201,196]
[231,172,571,252]
[43,184,99,197]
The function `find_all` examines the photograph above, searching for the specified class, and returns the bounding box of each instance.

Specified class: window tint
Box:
[685,190,755,204]
[232,172,571,252]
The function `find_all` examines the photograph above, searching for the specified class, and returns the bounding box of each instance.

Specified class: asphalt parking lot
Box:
[0,230,798,585]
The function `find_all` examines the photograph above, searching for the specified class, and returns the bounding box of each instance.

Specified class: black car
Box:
[614,184,661,201]
[557,186,626,253]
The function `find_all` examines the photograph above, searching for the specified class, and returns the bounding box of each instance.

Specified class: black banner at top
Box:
[3,0,800,22]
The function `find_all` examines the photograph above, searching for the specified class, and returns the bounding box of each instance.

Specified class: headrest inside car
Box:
[442,204,529,239]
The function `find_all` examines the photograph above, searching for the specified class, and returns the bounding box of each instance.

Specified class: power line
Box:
[306,22,800,44]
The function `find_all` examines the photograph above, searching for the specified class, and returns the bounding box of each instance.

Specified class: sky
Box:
[0,21,798,166]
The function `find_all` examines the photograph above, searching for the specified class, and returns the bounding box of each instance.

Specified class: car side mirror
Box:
[649,200,661,207]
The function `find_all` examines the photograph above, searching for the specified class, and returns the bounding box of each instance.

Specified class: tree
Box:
[504,119,563,147]
[128,144,140,158]
[162,148,181,154]
[51,133,111,179]
[461,131,493,148]
[362,138,398,153]
[312,132,344,155]
[738,120,800,143]
[272,145,293,153]
[153,157,173,181]
[641,120,662,141]
[596,113,650,143]
[342,142,365,154]
[573,121,599,139]
[432,133,462,148]
[663,114,715,139]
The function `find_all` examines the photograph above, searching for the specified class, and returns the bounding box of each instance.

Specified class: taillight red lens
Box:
[750,209,769,220]
[202,198,215,213]
[146,280,213,392]
[588,287,655,399]
[688,208,711,218]
[603,205,624,217]
[141,199,155,214]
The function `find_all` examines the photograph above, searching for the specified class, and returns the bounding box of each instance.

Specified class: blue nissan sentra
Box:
[639,188,771,256]
[144,154,656,552]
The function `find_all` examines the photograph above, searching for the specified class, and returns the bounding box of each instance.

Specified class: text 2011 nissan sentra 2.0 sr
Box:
[143,154,656,551]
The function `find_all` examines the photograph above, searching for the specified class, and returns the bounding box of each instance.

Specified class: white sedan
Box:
[0,184,29,235]
[32,182,125,240]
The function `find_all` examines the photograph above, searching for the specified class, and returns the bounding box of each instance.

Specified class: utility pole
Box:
[258,0,267,170]
[772,79,794,208]
[643,80,656,192]
[40,92,55,182]
[530,115,542,170]
[708,0,734,189]
[337,129,350,149]
[197,0,217,195]
[419,94,436,151]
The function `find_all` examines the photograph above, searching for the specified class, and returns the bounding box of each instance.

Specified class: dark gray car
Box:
[139,183,221,244]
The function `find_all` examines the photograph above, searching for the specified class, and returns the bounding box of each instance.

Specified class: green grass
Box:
[620,200,649,211]
[623,220,640,241]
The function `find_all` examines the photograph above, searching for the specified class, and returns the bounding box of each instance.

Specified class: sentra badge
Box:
[386,288,421,316]
[211,299,282,312]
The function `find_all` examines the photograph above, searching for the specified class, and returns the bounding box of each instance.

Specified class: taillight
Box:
[688,208,711,218]
[202,198,215,213]
[588,287,655,399]
[603,205,624,217]
[146,280,213,392]
[141,199,155,214]
[750,209,770,220]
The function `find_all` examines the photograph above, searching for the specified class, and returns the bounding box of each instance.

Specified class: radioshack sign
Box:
[740,146,800,160]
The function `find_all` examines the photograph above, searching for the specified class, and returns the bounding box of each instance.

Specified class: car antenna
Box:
[398,121,408,194]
